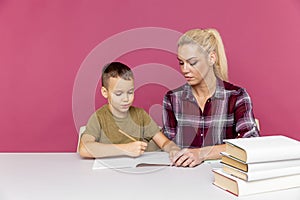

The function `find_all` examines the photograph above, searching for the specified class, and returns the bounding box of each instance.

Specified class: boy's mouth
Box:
[121,104,131,108]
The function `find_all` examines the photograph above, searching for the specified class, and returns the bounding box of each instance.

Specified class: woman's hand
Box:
[172,148,204,167]
[169,148,180,161]
[171,145,225,167]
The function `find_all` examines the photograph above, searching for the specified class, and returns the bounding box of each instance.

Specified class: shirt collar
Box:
[182,77,225,101]
[214,78,225,99]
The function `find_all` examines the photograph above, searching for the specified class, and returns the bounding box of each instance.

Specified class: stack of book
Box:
[212,135,300,196]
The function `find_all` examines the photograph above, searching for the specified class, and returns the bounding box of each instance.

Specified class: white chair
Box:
[77,126,86,153]
[255,118,260,131]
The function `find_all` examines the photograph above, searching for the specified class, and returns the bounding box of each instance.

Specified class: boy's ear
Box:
[101,86,108,99]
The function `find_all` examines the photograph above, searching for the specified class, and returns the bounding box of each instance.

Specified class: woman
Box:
[162,28,259,167]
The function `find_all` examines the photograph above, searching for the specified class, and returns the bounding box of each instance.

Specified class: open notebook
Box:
[92,151,171,169]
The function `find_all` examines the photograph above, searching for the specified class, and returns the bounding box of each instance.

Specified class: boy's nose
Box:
[123,94,129,101]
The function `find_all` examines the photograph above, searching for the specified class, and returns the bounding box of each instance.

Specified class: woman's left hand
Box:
[172,148,204,167]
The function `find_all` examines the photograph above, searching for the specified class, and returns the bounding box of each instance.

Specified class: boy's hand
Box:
[122,141,148,157]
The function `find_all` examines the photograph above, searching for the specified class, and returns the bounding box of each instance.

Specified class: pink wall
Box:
[1,0,299,152]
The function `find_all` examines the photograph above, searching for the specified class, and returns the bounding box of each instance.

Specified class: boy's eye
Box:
[128,90,134,94]
[114,92,122,96]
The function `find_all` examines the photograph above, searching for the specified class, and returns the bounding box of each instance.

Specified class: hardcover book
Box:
[222,164,300,181]
[220,152,300,172]
[213,169,300,196]
[224,135,300,163]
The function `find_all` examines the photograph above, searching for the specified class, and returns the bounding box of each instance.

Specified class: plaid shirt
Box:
[162,79,259,148]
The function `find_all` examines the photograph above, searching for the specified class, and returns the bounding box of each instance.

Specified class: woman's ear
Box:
[101,86,108,99]
[209,51,217,66]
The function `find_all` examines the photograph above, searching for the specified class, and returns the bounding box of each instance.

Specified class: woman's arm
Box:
[162,92,178,140]
[234,88,260,138]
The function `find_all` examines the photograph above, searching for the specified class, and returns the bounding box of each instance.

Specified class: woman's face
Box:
[177,43,213,86]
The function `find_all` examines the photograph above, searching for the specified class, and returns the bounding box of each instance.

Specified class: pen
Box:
[118,129,137,142]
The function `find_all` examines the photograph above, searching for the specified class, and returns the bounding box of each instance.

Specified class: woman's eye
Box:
[114,92,122,96]
[128,90,134,95]
[179,61,184,65]
[190,61,197,66]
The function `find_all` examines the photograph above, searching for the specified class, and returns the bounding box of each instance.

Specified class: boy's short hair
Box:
[101,62,134,89]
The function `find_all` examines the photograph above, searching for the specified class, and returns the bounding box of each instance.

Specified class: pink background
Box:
[1,0,299,152]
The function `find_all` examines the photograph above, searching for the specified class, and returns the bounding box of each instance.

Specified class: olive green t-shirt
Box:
[82,104,160,146]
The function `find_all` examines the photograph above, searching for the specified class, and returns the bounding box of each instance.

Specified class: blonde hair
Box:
[178,28,228,81]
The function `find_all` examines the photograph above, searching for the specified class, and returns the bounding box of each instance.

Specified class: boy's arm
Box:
[152,132,181,159]
[79,134,147,158]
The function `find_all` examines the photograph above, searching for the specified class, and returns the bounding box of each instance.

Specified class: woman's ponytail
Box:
[208,29,228,81]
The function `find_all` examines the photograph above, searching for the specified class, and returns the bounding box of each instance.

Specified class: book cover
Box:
[224,135,300,163]
[220,152,300,172]
[212,169,300,196]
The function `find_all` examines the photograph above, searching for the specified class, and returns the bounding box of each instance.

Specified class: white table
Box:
[0,153,299,200]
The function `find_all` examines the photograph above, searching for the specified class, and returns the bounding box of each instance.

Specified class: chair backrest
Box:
[77,126,86,152]
[255,118,260,131]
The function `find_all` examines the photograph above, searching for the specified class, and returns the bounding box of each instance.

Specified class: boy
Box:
[79,62,180,158]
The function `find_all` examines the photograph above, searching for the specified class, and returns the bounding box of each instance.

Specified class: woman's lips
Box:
[185,76,193,81]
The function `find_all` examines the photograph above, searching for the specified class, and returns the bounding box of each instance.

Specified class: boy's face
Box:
[101,76,134,118]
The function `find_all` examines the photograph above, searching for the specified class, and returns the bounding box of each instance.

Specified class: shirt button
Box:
[201,134,203,136]
[207,99,211,103]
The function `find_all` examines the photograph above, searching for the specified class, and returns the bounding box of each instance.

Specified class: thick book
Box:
[92,152,171,169]
[223,164,300,181]
[224,135,300,163]
[212,169,300,196]
[220,152,300,172]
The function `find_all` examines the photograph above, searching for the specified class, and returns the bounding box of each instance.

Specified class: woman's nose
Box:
[181,63,189,73]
